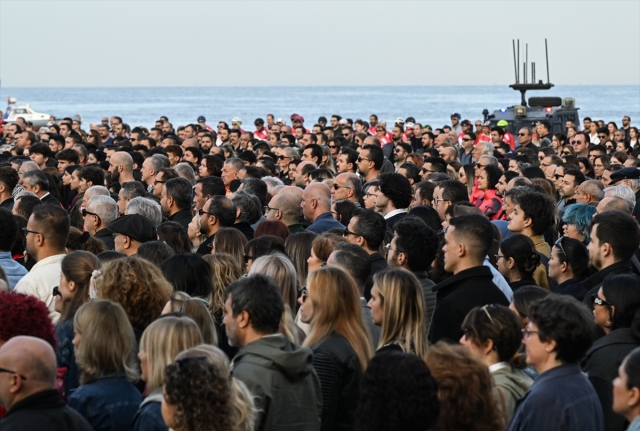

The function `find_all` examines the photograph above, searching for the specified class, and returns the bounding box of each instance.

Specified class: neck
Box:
[509,270,524,283]
[119,173,134,183]
[535,357,564,375]
[0,191,10,202]
[34,248,65,262]
[555,269,574,285]
[453,260,482,275]
[242,329,274,347]
[600,257,622,271]
[385,203,399,213]
[365,169,379,182]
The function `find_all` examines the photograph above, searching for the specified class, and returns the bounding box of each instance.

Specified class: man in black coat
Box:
[429,214,509,344]
[582,211,640,306]
[0,336,93,431]
[161,177,194,230]
[196,195,237,255]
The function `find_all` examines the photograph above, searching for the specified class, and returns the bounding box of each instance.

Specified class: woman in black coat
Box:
[581,274,640,431]
[548,237,590,301]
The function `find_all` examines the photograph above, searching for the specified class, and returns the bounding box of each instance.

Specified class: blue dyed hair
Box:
[562,204,597,243]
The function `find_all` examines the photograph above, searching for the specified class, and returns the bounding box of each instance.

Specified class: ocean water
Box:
[2,85,639,130]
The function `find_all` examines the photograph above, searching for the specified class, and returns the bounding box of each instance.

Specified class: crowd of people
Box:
[0,111,640,431]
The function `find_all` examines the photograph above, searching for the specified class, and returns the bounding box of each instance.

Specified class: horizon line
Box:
[2,84,639,89]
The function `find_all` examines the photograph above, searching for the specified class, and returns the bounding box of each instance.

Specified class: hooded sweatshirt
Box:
[232,334,322,431]
[491,363,534,423]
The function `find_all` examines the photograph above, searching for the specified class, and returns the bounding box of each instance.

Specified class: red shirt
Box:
[254,129,268,141]
[504,132,516,149]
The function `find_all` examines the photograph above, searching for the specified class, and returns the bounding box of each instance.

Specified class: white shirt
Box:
[483,255,513,302]
[489,362,510,373]
[384,208,407,220]
[14,254,65,323]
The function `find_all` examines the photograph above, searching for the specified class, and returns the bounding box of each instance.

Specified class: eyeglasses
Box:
[554,174,564,179]
[599,135,608,139]
[277,155,291,160]
[244,254,255,263]
[384,243,398,255]
[365,192,377,198]
[432,197,449,204]
[342,133,350,137]
[21,227,41,237]
[81,209,101,224]
[574,140,583,144]
[475,164,488,169]
[263,205,279,213]
[592,294,612,307]
[0,367,27,380]
[154,179,165,185]
[198,208,215,217]
[494,254,504,261]
[462,138,473,142]
[521,328,539,340]
[333,184,351,191]
[343,228,360,237]
[357,157,369,163]
[328,145,337,149]
[517,133,526,136]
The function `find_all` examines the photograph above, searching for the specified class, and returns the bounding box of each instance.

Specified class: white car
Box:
[3,97,50,129]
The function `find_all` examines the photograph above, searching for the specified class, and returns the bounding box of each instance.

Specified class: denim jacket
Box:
[130,389,167,431]
[67,372,142,431]
[56,319,80,395]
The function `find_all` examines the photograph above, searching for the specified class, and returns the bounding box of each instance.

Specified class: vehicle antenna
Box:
[545,38,550,84]
[512,40,518,84]
[525,43,528,84]
[517,39,520,84]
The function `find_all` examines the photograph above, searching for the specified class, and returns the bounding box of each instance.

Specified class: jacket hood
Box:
[493,366,533,398]
[235,334,314,381]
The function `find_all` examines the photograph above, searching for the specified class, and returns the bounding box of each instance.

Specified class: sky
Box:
[1,0,639,87]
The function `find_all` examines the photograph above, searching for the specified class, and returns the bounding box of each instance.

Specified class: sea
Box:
[2,85,639,130]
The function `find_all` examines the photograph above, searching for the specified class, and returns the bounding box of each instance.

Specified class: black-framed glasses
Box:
[592,294,612,307]
[333,184,351,190]
[521,328,539,340]
[328,145,337,149]
[244,254,255,263]
[343,228,361,237]
[198,208,215,217]
[385,243,399,255]
[357,157,369,163]
[277,155,291,160]
[494,254,504,261]
[154,179,165,185]
[462,138,473,142]
[0,367,27,380]
[81,209,102,225]
[263,205,279,214]
[21,227,41,237]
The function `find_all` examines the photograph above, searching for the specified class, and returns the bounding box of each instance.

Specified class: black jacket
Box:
[633,189,640,221]
[429,266,509,344]
[508,276,538,292]
[364,252,388,300]
[582,261,636,306]
[311,333,362,431]
[94,228,115,250]
[234,222,255,241]
[0,389,93,431]
[41,193,61,207]
[581,328,640,431]
[385,212,408,230]
[552,277,587,301]
[196,234,214,255]
[168,209,193,230]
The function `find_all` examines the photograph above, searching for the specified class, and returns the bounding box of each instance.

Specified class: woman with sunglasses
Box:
[298,266,373,431]
[582,274,640,431]
[509,294,602,431]
[54,250,101,396]
[461,304,532,423]
[548,237,590,301]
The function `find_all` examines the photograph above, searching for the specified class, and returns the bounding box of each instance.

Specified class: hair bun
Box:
[80,231,91,244]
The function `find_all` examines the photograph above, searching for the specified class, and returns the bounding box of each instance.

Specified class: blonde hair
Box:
[139,316,204,393]
[304,267,373,371]
[249,254,300,344]
[95,257,173,330]
[74,300,139,385]
[373,269,429,359]
[311,232,347,262]
[165,291,217,345]
[176,345,257,431]
[202,253,242,320]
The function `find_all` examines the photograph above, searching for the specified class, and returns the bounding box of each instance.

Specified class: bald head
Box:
[506,176,532,192]
[110,151,134,171]
[596,196,631,215]
[19,161,39,175]
[0,336,57,409]
[280,186,303,200]
[182,138,198,148]
[303,182,332,212]
[577,180,605,204]
[269,193,301,224]
[363,136,381,147]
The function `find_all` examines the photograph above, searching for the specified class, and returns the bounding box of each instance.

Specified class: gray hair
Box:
[154,154,170,168]
[146,155,165,172]
[174,163,196,186]
[224,157,245,172]
[604,185,636,214]
[477,141,495,156]
[126,196,162,227]
[120,181,146,200]
[20,161,39,173]
[478,155,499,167]
[85,185,109,200]
[582,180,605,202]
[21,170,49,191]
[230,190,262,224]
[87,195,117,225]
[282,147,300,159]
[261,176,284,196]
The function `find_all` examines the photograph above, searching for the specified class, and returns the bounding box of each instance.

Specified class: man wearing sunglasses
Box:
[331,173,361,206]
[0,336,94,430]
[84,195,117,250]
[393,142,411,171]
[196,196,237,255]
[583,211,640,306]
[517,128,535,150]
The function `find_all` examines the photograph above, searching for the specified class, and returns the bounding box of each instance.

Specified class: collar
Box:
[314,212,334,222]
[583,260,633,289]
[433,265,494,292]
[30,253,65,271]
[3,389,64,417]
[586,328,638,357]
[384,208,407,219]
[140,388,164,407]
[489,362,510,373]
[40,192,51,199]
[532,363,581,387]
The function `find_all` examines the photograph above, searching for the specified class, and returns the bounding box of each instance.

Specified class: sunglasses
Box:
[462,138,473,142]
[518,133,526,136]
[592,294,612,307]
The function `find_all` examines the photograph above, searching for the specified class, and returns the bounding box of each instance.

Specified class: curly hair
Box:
[393,218,439,272]
[0,291,57,348]
[95,257,173,330]
[164,356,234,431]
[425,342,503,431]
[355,351,440,431]
[379,173,412,209]
[202,253,242,320]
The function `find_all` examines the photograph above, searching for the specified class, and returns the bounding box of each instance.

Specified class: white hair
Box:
[125,196,162,227]
[174,163,196,186]
[261,176,284,195]
[85,185,109,200]
[87,195,118,225]
[604,185,636,214]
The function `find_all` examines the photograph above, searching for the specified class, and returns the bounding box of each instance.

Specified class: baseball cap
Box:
[405,122,416,129]
[276,118,286,124]
[451,113,461,119]
[292,115,305,123]
[395,117,405,124]
[197,116,206,122]
[107,214,157,243]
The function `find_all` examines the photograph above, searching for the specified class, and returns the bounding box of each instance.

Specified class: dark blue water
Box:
[2,86,639,129]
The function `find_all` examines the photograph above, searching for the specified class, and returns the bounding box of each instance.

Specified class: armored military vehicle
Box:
[483,39,579,135]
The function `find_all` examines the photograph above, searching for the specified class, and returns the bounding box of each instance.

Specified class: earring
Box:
[607,320,612,326]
